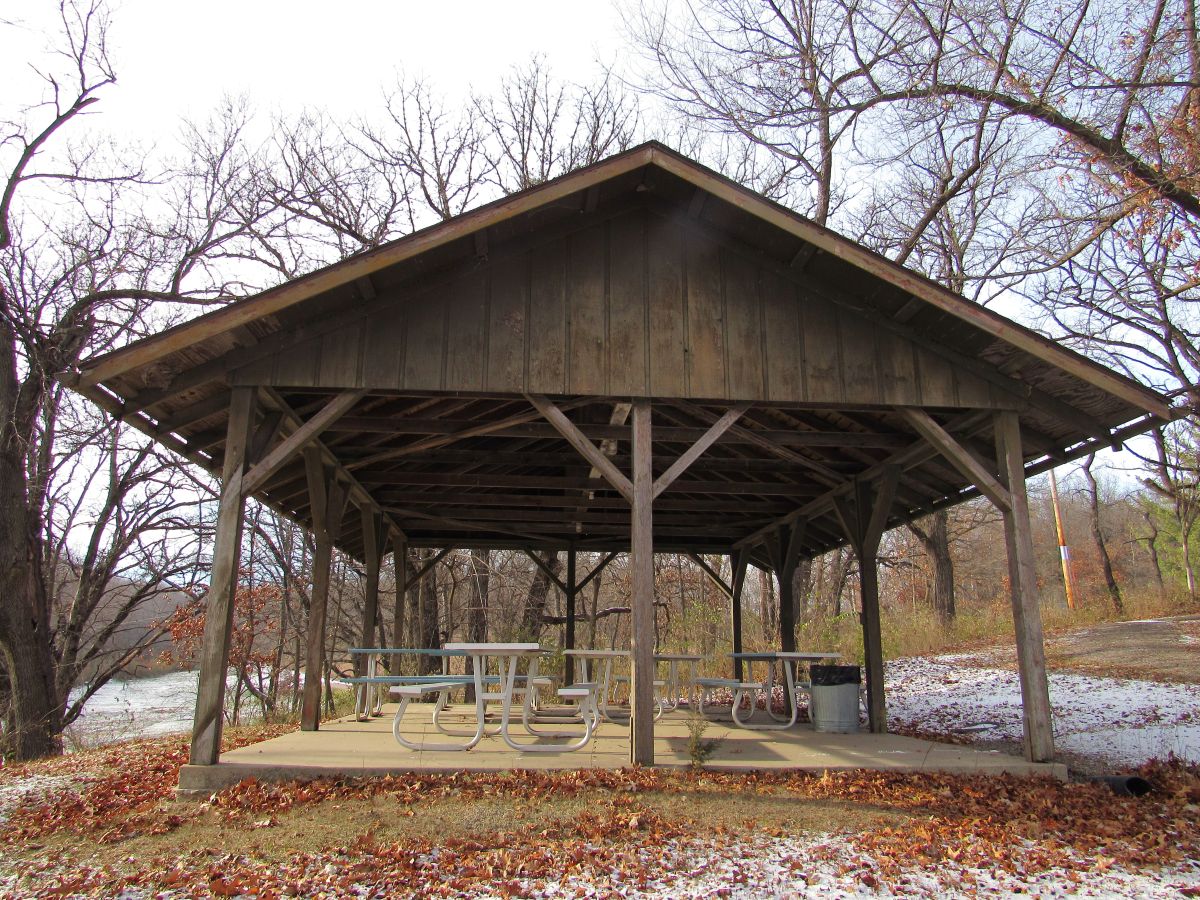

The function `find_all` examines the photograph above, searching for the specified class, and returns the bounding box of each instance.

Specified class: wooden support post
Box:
[357,508,385,675]
[629,400,655,766]
[301,448,349,731]
[832,468,899,734]
[565,548,577,686]
[729,549,750,680]
[995,411,1056,762]
[189,387,256,766]
[392,537,408,670]
[770,522,806,654]
[858,541,885,733]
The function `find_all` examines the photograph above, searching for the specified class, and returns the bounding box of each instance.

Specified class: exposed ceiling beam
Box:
[527,394,634,503]
[898,407,1011,512]
[242,390,365,496]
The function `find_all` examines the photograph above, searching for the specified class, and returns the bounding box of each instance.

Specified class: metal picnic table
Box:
[345,647,468,720]
[564,648,703,721]
[727,651,843,729]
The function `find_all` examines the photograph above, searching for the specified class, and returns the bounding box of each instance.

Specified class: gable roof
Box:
[76,141,1168,420]
[67,141,1171,562]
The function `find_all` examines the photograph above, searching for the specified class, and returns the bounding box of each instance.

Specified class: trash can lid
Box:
[810,664,861,686]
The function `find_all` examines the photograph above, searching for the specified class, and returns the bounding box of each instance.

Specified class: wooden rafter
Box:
[527,394,634,503]
[653,404,749,499]
[242,390,365,496]
[898,407,1011,512]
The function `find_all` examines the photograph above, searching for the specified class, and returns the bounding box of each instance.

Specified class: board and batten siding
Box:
[231,208,1008,408]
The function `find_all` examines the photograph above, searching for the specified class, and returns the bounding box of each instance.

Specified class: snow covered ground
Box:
[886,655,1200,770]
[631,835,1200,900]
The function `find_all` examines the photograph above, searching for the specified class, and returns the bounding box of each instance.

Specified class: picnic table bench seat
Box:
[390,681,460,699]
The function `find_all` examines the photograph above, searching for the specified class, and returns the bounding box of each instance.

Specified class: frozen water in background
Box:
[65,670,344,748]
[67,670,202,746]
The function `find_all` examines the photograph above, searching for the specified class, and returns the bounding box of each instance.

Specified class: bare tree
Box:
[0,3,297,760]
[1141,424,1200,598]
[908,511,956,624]
[1080,455,1125,612]
[475,58,641,193]
[359,76,488,224]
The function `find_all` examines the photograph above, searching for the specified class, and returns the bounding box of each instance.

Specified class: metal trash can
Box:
[809,665,861,733]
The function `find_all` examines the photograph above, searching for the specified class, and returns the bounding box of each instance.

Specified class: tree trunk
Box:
[1183,530,1197,601]
[1142,511,1166,598]
[831,549,852,617]
[793,558,812,625]
[466,550,490,701]
[418,552,440,674]
[0,368,60,759]
[910,511,956,624]
[520,550,560,639]
[1082,454,1123,613]
[761,570,778,647]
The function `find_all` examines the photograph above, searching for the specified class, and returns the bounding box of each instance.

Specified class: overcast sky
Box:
[3,0,629,142]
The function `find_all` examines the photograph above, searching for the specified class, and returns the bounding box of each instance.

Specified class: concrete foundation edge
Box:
[177,758,1069,798]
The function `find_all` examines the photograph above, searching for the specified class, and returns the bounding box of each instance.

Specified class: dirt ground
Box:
[956,614,1200,683]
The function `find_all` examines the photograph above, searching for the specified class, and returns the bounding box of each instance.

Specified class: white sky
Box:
[0,0,1154,488]
[3,0,629,142]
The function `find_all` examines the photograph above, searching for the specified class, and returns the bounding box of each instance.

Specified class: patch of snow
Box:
[528,835,1200,899]
[0,774,76,827]
[886,656,1200,768]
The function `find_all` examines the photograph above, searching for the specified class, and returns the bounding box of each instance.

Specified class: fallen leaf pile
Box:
[2,730,1198,898]
[1,724,294,842]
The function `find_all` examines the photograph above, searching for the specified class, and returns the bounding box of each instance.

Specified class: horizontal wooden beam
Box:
[392,519,740,538]
[369,490,796,514]
[653,404,749,499]
[734,409,995,549]
[358,471,821,496]
[343,447,858,473]
[154,392,233,435]
[326,417,910,449]
[260,388,406,544]
[667,401,843,486]
[346,398,592,471]
[387,506,549,544]
[405,506,766,527]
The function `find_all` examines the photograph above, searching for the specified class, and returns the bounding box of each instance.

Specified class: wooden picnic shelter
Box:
[68,142,1171,773]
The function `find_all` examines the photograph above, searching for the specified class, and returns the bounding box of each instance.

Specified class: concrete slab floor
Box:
[178,704,1068,795]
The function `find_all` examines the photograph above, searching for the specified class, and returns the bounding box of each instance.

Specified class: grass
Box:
[684,709,721,768]
[1,775,903,875]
